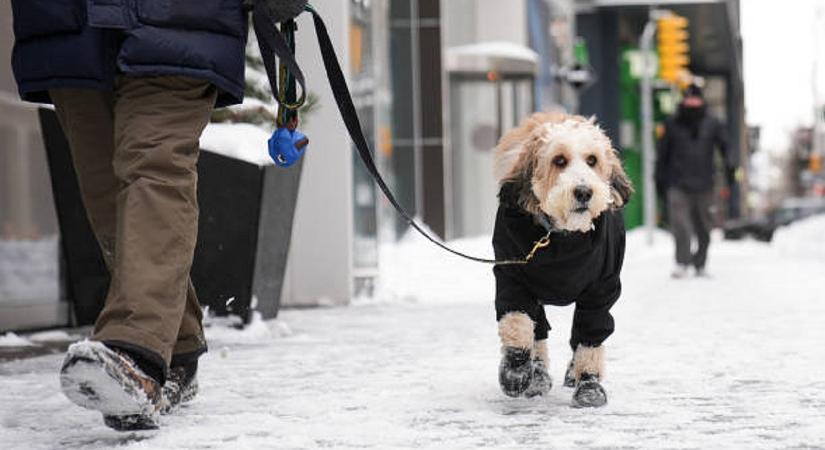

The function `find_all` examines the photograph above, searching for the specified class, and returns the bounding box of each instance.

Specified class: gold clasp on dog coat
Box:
[524,233,551,262]
[494,231,552,266]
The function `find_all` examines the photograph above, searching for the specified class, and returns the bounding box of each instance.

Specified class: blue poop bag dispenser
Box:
[268,116,309,167]
[260,13,308,168]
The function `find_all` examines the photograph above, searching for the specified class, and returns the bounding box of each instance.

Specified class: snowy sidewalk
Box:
[1,219,825,449]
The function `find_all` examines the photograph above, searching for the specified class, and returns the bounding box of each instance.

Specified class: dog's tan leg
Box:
[570,344,607,407]
[497,312,534,350]
[572,344,605,380]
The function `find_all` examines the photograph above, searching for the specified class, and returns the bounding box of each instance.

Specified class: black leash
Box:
[254,3,551,265]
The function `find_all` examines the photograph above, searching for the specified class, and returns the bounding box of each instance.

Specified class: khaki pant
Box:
[51,76,217,370]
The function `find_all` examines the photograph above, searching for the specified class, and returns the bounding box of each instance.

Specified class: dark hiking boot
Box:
[60,340,161,430]
[571,373,607,408]
[563,358,576,388]
[498,347,533,397]
[160,362,199,414]
[523,357,552,397]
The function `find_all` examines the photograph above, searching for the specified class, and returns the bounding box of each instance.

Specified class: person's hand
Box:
[246,0,308,22]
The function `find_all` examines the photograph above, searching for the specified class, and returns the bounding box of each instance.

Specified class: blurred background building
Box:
[576,0,745,227]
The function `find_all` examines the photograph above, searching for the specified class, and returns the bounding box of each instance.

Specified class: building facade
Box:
[575,0,747,226]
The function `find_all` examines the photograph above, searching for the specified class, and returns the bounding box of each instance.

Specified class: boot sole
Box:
[60,341,158,419]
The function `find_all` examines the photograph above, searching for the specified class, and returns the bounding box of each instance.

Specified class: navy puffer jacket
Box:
[11,0,247,107]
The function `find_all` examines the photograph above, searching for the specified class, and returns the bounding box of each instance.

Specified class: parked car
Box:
[723,196,825,242]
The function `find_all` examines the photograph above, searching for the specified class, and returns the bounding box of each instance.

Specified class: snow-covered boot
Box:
[60,340,162,430]
[497,312,535,397]
[570,344,607,408]
[160,361,199,414]
[524,340,552,397]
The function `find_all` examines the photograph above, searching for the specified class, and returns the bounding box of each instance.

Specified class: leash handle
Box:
[253,2,307,112]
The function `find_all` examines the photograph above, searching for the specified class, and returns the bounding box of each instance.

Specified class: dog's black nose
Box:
[574,185,593,203]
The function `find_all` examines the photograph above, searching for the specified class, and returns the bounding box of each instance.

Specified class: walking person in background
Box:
[9,1,249,430]
[656,84,737,279]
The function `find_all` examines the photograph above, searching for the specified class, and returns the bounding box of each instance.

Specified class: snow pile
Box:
[204,311,292,346]
[373,225,495,305]
[27,330,76,343]
[771,214,825,260]
[200,123,273,166]
[0,332,34,348]
[445,41,540,64]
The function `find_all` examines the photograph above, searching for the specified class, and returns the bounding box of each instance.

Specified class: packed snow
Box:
[1,217,824,449]
[772,214,825,260]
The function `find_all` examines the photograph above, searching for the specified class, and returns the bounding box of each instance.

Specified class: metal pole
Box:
[640,18,657,245]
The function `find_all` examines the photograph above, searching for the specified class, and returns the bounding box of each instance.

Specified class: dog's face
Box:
[495,113,633,232]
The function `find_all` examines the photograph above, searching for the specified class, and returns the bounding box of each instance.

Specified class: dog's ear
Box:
[499,136,542,215]
[606,148,634,208]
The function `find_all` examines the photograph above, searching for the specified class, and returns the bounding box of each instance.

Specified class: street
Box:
[1,219,824,449]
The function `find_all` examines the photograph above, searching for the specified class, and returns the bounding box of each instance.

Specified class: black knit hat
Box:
[683,84,703,99]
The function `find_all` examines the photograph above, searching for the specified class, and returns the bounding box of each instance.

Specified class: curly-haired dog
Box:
[492,112,633,407]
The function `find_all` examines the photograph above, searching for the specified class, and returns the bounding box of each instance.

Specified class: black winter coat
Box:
[11,0,247,107]
[655,112,734,193]
[492,190,625,311]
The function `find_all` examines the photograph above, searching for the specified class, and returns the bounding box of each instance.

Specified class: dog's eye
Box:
[552,156,568,168]
[586,155,598,167]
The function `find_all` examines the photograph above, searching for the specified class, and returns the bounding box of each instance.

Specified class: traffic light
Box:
[657,14,690,84]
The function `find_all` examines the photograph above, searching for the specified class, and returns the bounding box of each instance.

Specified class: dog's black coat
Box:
[493,182,626,350]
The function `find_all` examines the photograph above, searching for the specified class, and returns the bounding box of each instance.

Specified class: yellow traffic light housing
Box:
[657,14,690,83]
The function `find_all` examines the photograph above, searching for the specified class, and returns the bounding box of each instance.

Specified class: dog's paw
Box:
[571,373,607,408]
[524,357,552,397]
[498,347,534,397]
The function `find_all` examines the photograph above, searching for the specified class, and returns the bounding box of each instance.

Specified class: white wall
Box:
[475,0,528,45]
[280,0,354,307]
[443,0,528,46]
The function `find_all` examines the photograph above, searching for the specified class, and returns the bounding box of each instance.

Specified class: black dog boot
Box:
[524,340,552,397]
[499,346,534,397]
[570,344,607,408]
[497,312,536,397]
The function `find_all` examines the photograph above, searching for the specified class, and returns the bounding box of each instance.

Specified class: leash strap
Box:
[255,3,549,265]
[253,1,306,112]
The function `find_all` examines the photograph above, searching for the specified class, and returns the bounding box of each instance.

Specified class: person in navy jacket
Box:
[11,0,248,430]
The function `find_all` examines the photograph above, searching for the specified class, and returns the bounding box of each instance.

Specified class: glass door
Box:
[448,76,534,239]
